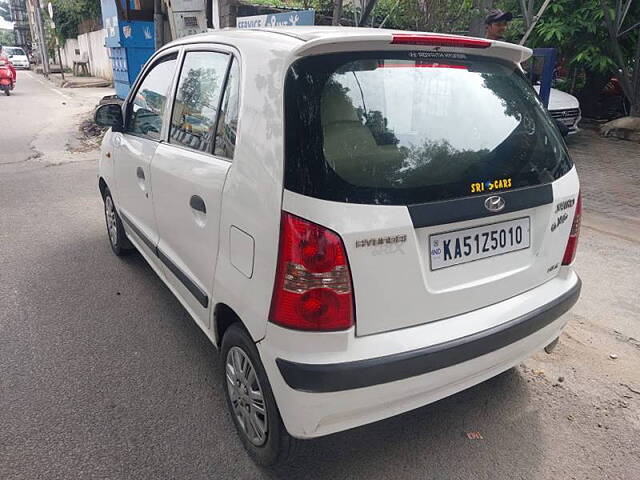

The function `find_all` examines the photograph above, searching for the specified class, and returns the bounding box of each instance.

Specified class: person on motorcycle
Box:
[0,44,17,83]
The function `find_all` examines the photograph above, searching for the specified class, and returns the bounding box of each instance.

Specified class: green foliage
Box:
[48,0,102,42]
[244,0,303,7]
[242,0,333,10]
[365,0,474,31]
[0,28,14,46]
[501,0,640,74]
[523,0,614,73]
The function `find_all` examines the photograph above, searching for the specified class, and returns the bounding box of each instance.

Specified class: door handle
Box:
[136,167,148,197]
[190,195,207,214]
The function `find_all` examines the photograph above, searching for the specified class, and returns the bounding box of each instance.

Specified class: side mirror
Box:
[95,103,124,132]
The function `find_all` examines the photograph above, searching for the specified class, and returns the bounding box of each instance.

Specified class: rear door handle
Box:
[190,195,206,214]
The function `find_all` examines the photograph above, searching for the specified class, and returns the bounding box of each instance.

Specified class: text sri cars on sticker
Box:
[470,178,512,193]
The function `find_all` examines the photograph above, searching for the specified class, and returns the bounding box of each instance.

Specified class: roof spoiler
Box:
[292,32,532,64]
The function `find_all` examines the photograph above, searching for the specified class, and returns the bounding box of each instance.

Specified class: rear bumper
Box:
[277,279,580,393]
[258,269,581,439]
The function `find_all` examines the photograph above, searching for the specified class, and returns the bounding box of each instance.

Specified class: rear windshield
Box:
[284,52,572,205]
[5,47,26,56]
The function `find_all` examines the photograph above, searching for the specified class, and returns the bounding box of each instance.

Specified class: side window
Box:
[214,58,240,160]
[126,54,178,141]
[170,51,230,153]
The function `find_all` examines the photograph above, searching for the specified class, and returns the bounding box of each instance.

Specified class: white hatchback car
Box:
[95,27,582,465]
[4,46,30,69]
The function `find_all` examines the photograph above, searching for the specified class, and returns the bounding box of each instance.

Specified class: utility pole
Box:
[47,2,63,79]
[32,0,49,77]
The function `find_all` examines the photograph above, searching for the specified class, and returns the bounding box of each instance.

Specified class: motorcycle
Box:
[0,59,15,96]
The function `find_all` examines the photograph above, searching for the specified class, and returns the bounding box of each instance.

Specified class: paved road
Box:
[1,73,639,480]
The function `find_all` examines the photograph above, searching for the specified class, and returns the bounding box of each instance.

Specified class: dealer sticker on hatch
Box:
[429,217,531,270]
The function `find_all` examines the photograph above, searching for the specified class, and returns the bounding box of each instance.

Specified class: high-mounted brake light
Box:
[391,34,491,49]
[562,193,582,265]
[377,63,468,70]
[269,213,354,331]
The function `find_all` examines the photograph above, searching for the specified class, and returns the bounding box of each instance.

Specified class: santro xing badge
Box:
[470,178,512,194]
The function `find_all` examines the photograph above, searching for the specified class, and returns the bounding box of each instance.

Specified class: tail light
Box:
[391,34,491,49]
[562,193,582,265]
[269,213,355,331]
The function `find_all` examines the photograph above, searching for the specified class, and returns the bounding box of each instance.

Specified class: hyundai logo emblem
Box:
[484,195,506,212]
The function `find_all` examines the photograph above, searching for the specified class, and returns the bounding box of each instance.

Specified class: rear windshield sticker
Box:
[408,51,468,60]
[470,178,512,194]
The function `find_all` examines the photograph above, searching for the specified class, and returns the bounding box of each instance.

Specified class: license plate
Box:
[429,217,530,270]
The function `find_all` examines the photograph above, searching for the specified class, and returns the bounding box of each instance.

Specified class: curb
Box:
[40,73,112,89]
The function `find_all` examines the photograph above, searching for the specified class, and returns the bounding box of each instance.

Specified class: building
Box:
[9,0,31,50]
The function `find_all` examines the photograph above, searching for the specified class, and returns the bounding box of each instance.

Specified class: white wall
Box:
[61,38,80,69]
[60,29,113,81]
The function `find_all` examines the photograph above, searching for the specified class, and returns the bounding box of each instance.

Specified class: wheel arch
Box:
[214,302,251,348]
[98,177,109,200]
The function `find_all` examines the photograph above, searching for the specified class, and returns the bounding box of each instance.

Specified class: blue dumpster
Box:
[101,0,155,99]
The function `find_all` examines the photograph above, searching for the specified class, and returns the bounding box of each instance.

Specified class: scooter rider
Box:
[0,44,17,83]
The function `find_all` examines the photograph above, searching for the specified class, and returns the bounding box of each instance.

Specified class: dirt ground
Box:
[517,125,640,478]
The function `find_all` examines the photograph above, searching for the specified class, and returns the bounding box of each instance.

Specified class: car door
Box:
[112,52,179,259]
[151,48,240,330]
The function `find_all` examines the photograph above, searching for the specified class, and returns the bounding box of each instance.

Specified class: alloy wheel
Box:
[225,346,268,446]
[105,196,118,247]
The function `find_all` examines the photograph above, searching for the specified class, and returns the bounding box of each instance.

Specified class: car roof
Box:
[162,26,532,64]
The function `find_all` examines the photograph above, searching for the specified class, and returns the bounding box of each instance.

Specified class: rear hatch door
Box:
[283,47,580,336]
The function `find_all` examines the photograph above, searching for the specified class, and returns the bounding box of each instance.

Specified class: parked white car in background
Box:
[4,46,30,69]
[95,27,582,466]
[535,85,582,134]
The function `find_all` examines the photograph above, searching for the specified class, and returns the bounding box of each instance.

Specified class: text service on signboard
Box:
[236,9,315,29]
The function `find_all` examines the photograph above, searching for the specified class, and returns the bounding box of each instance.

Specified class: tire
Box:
[3,86,9,96]
[103,188,133,256]
[221,324,299,467]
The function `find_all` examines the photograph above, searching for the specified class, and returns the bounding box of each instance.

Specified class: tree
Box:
[599,0,640,116]
[501,0,638,117]
[362,0,474,32]
[358,0,378,25]
[0,29,13,45]
[469,0,494,37]
[518,0,536,27]
[332,0,343,25]
[49,0,102,42]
